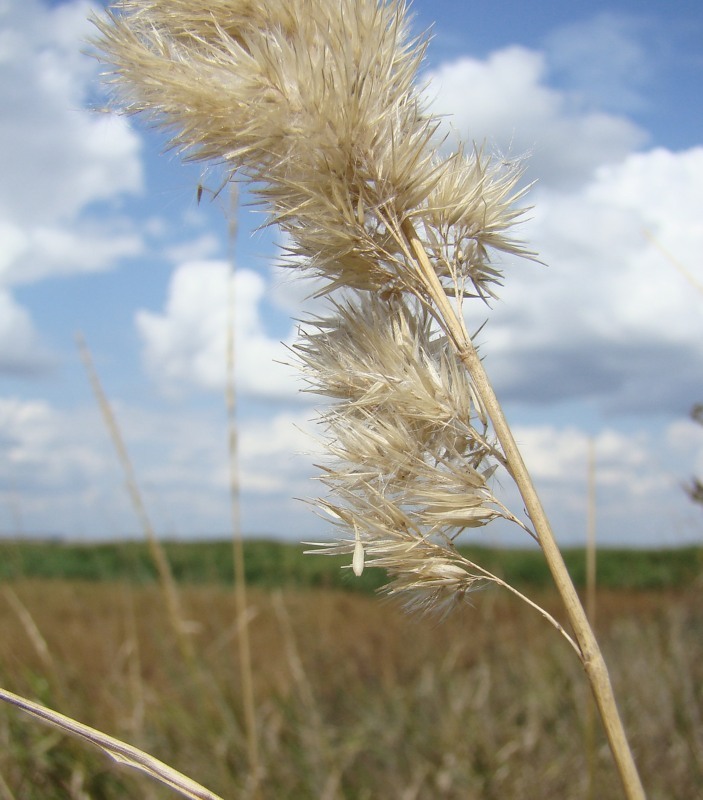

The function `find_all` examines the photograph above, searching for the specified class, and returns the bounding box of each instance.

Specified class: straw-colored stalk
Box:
[585,437,598,799]
[0,687,223,800]
[224,189,261,793]
[76,333,196,665]
[90,1,646,797]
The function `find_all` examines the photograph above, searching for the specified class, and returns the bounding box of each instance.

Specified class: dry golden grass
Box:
[0,580,700,799]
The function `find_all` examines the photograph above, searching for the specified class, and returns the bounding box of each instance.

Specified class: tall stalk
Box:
[224,189,260,794]
[400,220,644,797]
[402,224,644,797]
[76,332,195,666]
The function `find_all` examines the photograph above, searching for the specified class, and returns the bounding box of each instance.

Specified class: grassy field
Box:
[0,543,701,798]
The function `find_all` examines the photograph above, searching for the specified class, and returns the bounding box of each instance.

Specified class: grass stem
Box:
[76,332,196,666]
[224,192,260,795]
[401,219,646,800]
[0,687,224,800]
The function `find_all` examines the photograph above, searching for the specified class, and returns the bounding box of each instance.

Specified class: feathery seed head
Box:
[92,0,530,299]
[417,147,533,300]
[93,0,532,614]
[297,294,510,611]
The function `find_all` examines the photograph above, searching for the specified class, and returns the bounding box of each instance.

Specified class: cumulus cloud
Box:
[164,232,222,265]
[0,394,320,539]
[136,261,301,399]
[0,0,142,231]
[0,218,144,285]
[480,146,703,414]
[0,396,115,536]
[103,402,321,537]
[424,46,646,189]
[2,389,698,544]
[0,0,146,375]
[0,291,52,374]
[421,8,688,439]
[489,421,703,548]
[107,401,316,504]
[0,397,105,489]
[237,410,321,494]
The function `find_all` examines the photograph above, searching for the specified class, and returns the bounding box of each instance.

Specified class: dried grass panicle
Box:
[419,146,533,301]
[297,294,513,606]
[91,3,646,796]
[93,0,543,615]
[92,0,528,300]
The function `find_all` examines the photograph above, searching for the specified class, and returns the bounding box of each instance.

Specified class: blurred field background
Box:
[0,540,701,799]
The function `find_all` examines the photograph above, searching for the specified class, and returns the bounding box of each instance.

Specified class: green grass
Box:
[0,538,699,591]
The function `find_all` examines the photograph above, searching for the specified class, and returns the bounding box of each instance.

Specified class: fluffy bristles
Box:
[93,0,534,615]
[92,0,529,298]
[296,294,510,612]
[417,147,534,301]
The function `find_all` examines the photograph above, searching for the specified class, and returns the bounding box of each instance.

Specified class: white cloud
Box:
[481,146,703,414]
[164,233,222,265]
[0,0,146,374]
[0,0,142,229]
[136,261,301,399]
[0,291,51,373]
[0,396,114,536]
[103,403,320,537]
[3,389,696,547]
[0,394,320,539]
[492,421,703,547]
[1,218,144,285]
[424,46,646,189]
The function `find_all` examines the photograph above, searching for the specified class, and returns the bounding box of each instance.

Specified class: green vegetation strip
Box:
[0,539,700,591]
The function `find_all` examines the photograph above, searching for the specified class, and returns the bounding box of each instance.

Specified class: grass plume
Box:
[89,1,646,797]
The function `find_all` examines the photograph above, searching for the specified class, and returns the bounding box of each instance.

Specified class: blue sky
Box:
[1,0,702,547]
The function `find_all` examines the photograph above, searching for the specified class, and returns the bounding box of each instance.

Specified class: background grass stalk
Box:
[401,220,646,800]
[224,195,260,795]
[586,437,598,800]
[2,588,56,679]
[78,331,247,786]
[76,332,196,666]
